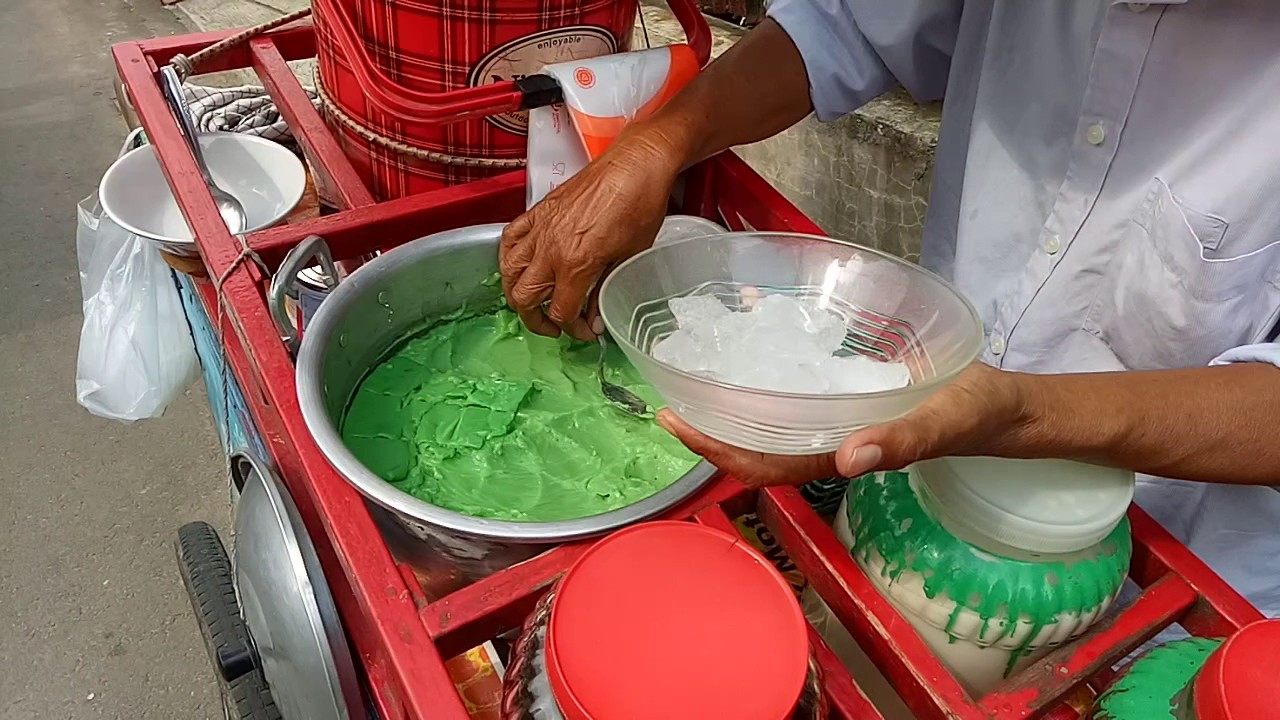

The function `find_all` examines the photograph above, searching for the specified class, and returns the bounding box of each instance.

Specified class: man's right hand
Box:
[499,19,813,340]
[500,127,684,341]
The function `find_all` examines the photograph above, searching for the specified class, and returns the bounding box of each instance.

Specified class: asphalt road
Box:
[0,0,229,717]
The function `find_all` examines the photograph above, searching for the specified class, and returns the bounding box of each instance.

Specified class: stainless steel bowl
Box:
[294,224,717,579]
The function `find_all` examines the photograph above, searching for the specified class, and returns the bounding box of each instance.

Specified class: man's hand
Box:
[655,411,842,488]
[500,129,683,341]
[660,360,1280,487]
[500,19,814,340]
[657,362,1033,487]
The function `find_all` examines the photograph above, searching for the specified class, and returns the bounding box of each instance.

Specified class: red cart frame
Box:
[113,21,1264,720]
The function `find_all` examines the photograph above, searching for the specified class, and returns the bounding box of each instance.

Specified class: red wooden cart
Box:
[113,19,1265,720]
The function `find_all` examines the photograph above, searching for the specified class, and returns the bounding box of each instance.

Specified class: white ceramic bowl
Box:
[99,132,306,256]
[599,232,984,455]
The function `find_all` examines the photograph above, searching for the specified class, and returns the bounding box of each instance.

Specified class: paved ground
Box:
[0,0,230,717]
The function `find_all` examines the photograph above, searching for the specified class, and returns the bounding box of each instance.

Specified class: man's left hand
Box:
[656,362,1033,487]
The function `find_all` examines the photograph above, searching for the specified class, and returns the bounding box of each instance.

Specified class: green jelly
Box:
[340,306,698,522]
[1092,637,1222,720]
[845,470,1132,670]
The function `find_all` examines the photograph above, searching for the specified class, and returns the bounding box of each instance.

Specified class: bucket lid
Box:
[914,457,1135,554]
[1193,619,1280,720]
[545,521,808,720]
[232,452,362,720]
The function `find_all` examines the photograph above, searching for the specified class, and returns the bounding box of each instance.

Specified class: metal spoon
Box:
[158,65,247,234]
[597,334,653,418]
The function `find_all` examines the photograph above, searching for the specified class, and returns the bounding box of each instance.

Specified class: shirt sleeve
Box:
[766,0,963,122]
[1210,343,1280,368]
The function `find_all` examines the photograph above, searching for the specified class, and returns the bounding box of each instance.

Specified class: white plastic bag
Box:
[526,44,700,208]
[526,102,590,209]
[75,192,199,422]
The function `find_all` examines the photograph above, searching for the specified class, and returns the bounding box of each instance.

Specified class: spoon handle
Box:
[158,66,216,186]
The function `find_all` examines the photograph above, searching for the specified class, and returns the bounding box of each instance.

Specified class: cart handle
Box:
[310,0,713,125]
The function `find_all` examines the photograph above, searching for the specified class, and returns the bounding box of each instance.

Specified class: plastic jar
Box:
[1091,620,1280,720]
[809,458,1135,697]
[501,521,827,719]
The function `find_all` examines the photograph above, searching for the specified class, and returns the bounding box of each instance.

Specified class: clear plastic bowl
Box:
[599,232,984,455]
[653,215,726,246]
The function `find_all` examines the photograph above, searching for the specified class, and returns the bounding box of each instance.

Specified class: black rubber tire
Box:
[176,521,282,720]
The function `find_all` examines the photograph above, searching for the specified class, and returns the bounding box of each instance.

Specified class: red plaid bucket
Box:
[313,0,641,198]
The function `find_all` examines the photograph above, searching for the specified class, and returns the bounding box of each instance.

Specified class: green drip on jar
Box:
[1092,637,1222,720]
[846,470,1132,665]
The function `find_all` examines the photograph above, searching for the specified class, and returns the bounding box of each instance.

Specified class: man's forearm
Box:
[631,20,813,170]
[1009,364,1280,484]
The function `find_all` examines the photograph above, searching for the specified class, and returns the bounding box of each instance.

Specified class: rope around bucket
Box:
[309,65,526,169]
[169,7,527,169]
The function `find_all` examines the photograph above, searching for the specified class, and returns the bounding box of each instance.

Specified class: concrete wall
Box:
[640,5,941,261]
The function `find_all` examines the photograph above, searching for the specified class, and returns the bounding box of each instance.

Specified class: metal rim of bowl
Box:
[98,131,307,246]
[598,231,987,401]
[295,224,719,544]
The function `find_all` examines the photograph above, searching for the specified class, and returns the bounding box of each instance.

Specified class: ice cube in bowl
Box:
[598,232,984,455]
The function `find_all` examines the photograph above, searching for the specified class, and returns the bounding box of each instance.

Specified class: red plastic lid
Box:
[545,521,809,720]
[1194,619,1280,720]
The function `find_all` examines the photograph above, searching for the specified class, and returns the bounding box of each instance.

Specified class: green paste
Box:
[1092,637,1221,720]
[340,306,698,522]
[846,471,1132,668]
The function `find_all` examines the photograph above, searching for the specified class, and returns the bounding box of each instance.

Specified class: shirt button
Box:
[1044,234,1061,255]
[1086,123,1106,145]
[1128,2,1150,12]
[989,333,1006,356]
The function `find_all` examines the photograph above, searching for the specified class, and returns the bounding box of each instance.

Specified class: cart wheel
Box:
[176,522,282,720]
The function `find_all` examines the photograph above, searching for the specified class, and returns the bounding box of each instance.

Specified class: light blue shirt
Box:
[767,0,1280,617]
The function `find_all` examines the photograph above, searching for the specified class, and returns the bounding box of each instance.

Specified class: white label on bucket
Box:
[468,26,618,136]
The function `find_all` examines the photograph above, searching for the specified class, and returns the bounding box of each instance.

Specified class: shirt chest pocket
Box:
[1084,178,1280,370]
